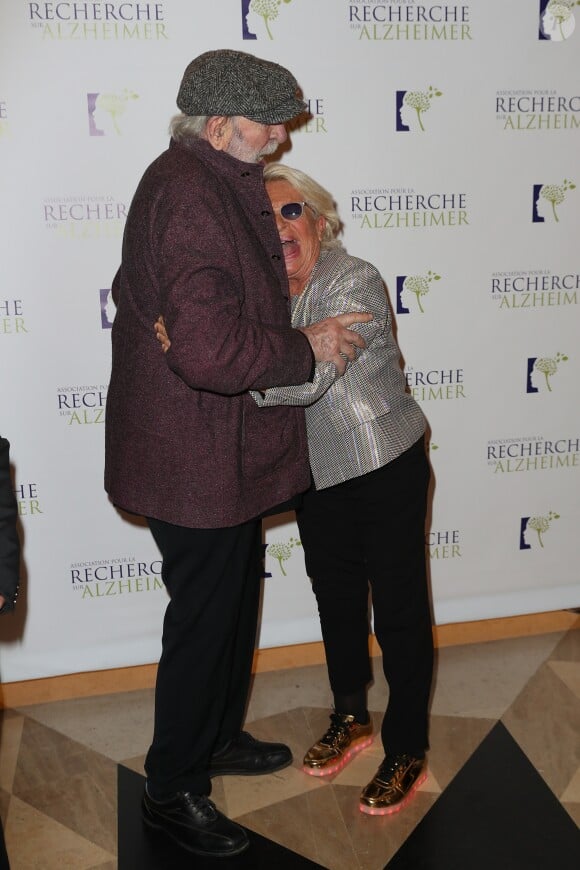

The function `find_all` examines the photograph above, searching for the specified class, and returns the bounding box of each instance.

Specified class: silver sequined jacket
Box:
[252,248,426,490]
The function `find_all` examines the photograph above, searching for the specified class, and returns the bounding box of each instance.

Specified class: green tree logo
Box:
[540,179,575,222]
[250,0,292,39]
[534,352,568,391]
[267,536,302,576]
[546,0,580,40]
[527,511,559,548]
[95,89,139,135]
[403,86,443,132]
[403,271,441,313]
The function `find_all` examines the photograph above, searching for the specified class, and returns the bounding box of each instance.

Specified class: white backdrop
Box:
[1,0,578,681]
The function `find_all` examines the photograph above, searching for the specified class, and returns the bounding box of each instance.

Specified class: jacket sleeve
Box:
[0,438,20,613]
[251,360,337,408]
[251,255,389,408]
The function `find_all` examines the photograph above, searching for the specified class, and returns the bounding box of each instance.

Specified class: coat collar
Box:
[169,137,265,182]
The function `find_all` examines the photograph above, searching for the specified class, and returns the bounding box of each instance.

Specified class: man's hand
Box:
[155,316,171,353]
[299,312,373,376]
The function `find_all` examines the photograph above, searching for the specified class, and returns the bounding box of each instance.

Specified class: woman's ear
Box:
[316,215,327,241]
[205,116,233,151]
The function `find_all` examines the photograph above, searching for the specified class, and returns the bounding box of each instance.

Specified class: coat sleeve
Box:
[149,180,313,396]
[0,438,20,612]
[251,255,389,408]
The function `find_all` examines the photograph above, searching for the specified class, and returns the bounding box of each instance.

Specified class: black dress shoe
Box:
[142,788,249,857]
[208,730,293,777]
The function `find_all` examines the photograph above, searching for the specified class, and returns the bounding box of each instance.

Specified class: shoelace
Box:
[319,713,353,747]
[377,755,412,780]
[181,793,218,822]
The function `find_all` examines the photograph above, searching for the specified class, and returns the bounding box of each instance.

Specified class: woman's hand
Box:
[155,316,171,353]
[300,312,372,376]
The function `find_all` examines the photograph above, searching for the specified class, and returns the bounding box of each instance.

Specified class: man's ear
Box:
[205,116,233,151]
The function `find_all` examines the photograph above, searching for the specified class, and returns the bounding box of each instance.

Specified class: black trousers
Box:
[145,516,262,798]
[296,437,433,756]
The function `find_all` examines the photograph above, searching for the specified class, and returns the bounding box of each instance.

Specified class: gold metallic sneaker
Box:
[359,753,427,815]
[302,712,373,777]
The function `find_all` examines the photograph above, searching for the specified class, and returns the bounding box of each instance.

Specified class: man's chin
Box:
[259,142,282,159]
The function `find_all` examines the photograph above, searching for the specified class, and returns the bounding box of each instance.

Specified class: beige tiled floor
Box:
[1,623,579,868]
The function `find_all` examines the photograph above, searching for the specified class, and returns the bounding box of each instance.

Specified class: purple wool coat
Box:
[105,139,313,528]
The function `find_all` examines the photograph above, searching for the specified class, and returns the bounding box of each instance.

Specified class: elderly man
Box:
[105,49,367,859]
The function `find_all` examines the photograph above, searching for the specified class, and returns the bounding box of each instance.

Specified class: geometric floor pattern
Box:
[385,721,579,869]
[118,764,326,868]
[0,623,578,868]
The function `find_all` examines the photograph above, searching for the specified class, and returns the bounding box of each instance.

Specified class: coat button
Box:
[271,254,281,261]
[241,171,251,177]
[261,210,271,217]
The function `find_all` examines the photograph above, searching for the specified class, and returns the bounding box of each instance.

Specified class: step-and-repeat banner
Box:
[1,1,578,681]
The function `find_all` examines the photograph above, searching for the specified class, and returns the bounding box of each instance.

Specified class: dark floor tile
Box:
[385,722,580,870]
[0,817,8,870]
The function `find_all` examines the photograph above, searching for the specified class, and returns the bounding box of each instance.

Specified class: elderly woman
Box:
[156,165,433,816]
[255,164,433,816]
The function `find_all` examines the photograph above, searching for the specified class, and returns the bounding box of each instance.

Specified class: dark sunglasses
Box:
[277,201,315,220]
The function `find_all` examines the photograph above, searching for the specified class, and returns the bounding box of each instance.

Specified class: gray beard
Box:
[226,123,280,164]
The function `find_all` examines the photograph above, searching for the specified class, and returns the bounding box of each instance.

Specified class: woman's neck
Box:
[289,277,307,297]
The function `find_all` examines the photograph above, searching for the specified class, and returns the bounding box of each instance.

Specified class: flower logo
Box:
[88,89,139,137]
[540,180,576,222]
[248,0,292,40]
[266,536,302,576]
[524,512,560,548]
[398,86,443,132]
[533,352,568,391]
[540,0,579,40]
[403,271,441,313]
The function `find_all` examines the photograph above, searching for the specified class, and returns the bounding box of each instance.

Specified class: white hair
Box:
[169,113,210,145]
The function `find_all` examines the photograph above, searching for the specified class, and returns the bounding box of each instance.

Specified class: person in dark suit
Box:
[0,437,19,614]
[105,50,368,859]
[0,435,20,868]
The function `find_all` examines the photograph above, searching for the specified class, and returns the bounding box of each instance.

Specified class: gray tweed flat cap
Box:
[176,49,306,124]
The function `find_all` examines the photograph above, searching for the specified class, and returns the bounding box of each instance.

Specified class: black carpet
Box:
[385,721,580,870]
[117,765,326,869]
